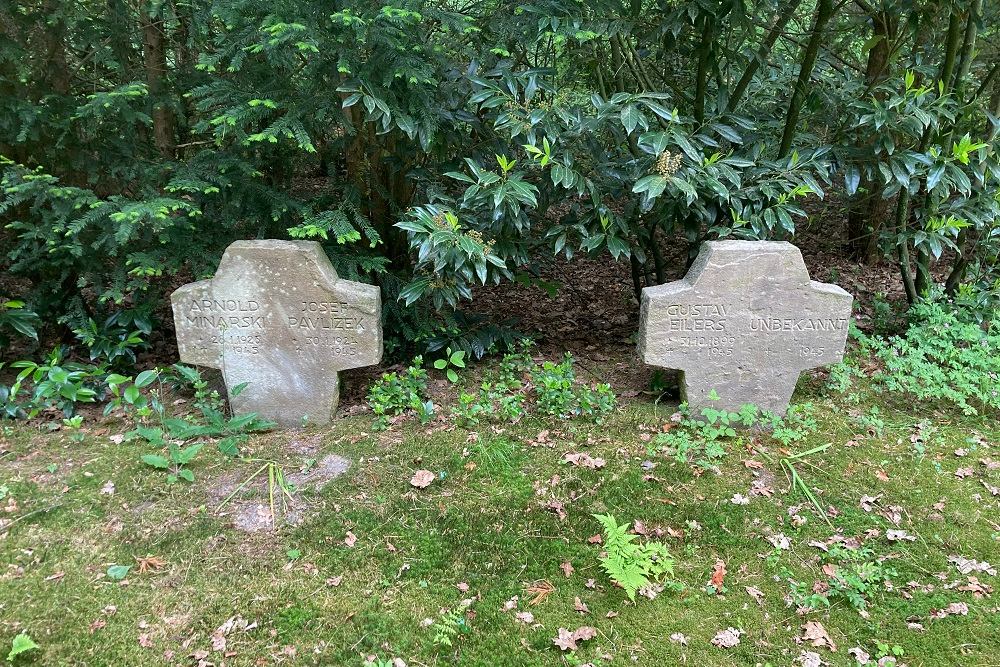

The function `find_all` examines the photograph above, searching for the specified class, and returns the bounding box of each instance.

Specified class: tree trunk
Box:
[907,3,962,300]
[846,10,896,263]
[693,12,715,124]
[727,0,801,111]
[142,4,176,159]
[41,0,71,96]
[952,0,982,99]
[778,0,834,157]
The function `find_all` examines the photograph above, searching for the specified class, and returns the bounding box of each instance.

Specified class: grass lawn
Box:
[1,366,999,666]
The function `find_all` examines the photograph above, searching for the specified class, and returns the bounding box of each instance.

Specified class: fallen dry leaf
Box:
[801,620,837,652]
[552,626,597,651]
[135,555,167,574]
[798,650,825,667]
[711,627,742,649]
[561,452,606,469]
[573,597,589,614]
[930,601,969,619]
[709,560,727,591]
[409,469,435,489]
[514,611,534,624]
[560,561,574,578]
[344,531,357,547]
[745,585,765,607]
[847,647,870,664]
[885,529,915,542]
[525,580,555,606]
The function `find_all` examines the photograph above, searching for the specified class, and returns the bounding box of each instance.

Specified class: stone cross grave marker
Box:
[637,240,852,416]
[171,240,382,426]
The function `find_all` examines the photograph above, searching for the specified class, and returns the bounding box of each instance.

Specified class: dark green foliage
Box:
[1,0,998,365]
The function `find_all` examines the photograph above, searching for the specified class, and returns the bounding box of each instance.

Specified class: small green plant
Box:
[72,312,148,367]
[779,443,833,525]
[141,442,205,483]
[452,346,615,426]
[874,641,905,664]
[104,369,161,419]
[6,348,102,418]
[857,294,1000,415]
[128,374,273,461]
[790,544,898,612]
[531,354,577,416]
[430,598,473,647]
[368,357,434,430]
[593,513,674,602]
[62,415,85,443]
[6,632,39,662]
[163,364,226,413]
[433,346,466,382]
[655,394,817,469]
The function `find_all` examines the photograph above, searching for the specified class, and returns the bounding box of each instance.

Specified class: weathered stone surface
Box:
[637,240,852,415]
[171,240,382,426]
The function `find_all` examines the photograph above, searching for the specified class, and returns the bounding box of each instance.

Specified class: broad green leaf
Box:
[134,369,157,388]
[175,443,204,465]
[123,385,140,405]
[621,105,639,134]
[106,564,131,581]
[141,454,170,469]
[7,632,39,661]
[217,436,241,458]
[632,175,667,199]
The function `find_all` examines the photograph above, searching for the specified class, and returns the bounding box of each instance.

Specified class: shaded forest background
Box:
[1,0,998,361]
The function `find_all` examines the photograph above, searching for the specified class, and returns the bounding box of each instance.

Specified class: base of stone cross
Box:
[638,240,853,417]
[171,240,383,427]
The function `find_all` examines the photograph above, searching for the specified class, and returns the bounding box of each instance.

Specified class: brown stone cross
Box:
[171,240,382,426]
[637,241,852,415]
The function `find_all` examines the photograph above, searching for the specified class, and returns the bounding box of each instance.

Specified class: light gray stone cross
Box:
[638,240,852,416]
[171,240,382,426]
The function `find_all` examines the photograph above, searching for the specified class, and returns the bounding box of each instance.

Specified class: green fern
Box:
[594,513,674,602]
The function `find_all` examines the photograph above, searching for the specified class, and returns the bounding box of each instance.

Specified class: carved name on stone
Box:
[637,240,852,415]
[172,240,382,426]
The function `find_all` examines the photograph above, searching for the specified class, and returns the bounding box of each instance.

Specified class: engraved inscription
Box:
[638,240,853,416]
[170,239,383,426]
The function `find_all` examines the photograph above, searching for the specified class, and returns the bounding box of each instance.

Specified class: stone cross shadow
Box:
[638,240,852,416]
[171,240,382,426]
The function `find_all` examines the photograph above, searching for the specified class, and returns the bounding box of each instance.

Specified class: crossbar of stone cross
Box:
[637,240,852,416]
[171,240,382,426]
